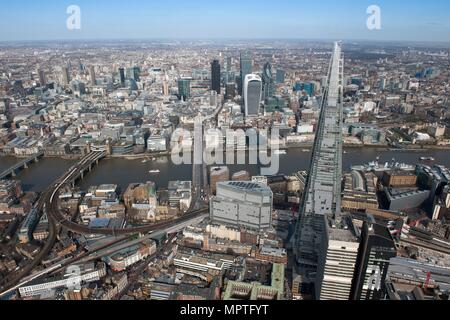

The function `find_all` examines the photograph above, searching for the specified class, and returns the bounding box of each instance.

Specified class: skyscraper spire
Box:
[294,41,345,296]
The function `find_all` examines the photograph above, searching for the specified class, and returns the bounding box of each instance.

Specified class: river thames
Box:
[2,148,450,192]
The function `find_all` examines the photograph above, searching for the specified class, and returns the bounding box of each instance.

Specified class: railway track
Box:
[1,151,208,297]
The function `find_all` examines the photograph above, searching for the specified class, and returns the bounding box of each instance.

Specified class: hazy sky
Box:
[1,0,450,42]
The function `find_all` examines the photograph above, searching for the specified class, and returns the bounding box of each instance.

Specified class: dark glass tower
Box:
[118,67,126,87]
[133,67,140,82]
[211,59,221,94]
[350,222,397,300]
[178,78,191,101]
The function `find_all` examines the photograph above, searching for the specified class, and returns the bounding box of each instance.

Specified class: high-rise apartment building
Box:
[318,220,359,300]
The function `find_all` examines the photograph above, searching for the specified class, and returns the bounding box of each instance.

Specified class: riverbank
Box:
[394,145,450,151]
[3,142,450,162]
[3,148,450,193]
[109,152,170,160]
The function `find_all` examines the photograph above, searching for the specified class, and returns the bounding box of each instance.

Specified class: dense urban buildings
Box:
[0,35,449,303]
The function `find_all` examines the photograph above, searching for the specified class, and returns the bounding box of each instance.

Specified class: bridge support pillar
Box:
[81,170,84,180]
[24,163,28,169]
[11,170,16,177]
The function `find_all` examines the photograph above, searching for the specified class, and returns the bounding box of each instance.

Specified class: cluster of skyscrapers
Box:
[173,47,287,119]
[202,51,281,118]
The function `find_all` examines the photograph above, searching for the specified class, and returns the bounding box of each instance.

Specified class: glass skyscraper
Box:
[350,222,397,300]
[224,56,232,84]
[294,42,345,299]
[239,52,252,95]
[178,78,191,101]
[262,62,275,100]
[118,67,126,87]
[244,74,262,117]
[211,59,221,94]
[276,69,285,84]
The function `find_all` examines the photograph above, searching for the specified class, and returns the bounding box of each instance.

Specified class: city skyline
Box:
[0,1,449,304]
[1,0,450,43]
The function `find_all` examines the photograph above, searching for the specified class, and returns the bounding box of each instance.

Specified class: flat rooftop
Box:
[218,181,272,195]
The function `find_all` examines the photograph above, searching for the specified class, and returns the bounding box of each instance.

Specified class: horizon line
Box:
[1,37,450,46]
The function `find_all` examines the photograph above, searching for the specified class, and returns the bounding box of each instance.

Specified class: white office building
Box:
[210,181,273,231]
[318,226,359,300]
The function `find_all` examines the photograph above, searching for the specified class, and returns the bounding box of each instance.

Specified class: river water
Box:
[1,148,450,192]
